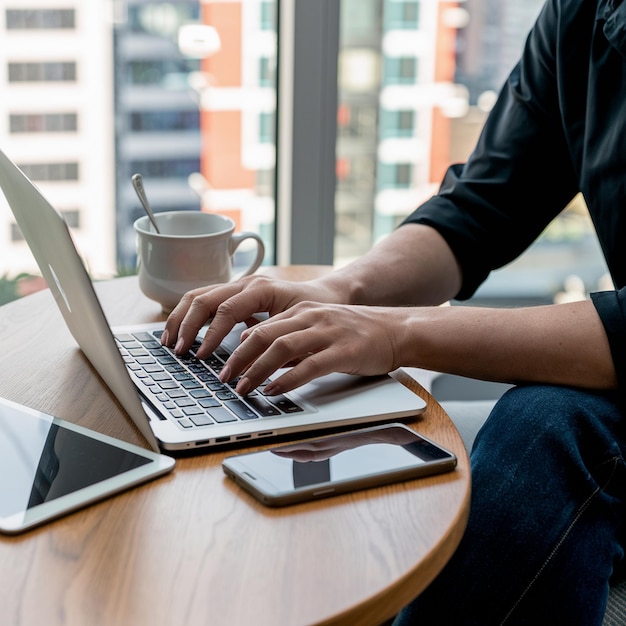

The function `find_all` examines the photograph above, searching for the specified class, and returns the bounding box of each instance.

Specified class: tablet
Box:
[0,396,175,534]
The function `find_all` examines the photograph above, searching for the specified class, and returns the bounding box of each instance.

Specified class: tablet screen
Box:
[0,397,175,533]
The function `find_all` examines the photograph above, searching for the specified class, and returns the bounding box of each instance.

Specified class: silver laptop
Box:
[0,147,426,453]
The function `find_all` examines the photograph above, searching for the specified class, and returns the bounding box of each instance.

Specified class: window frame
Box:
[276,0,339,265]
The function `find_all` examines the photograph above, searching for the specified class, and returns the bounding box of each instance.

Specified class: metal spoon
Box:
[131,173,160,233]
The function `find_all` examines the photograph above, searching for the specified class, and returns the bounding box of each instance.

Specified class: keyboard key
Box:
[115,330,305,432]
[215,389,237,401]
[190,414,214,427]
[265,394,304,413]
[207,408,237,423]
[244,395,281,416]
[198,398,221,408]
[189,388,212,399]
[225,400,260,420]
[174,398,197,408]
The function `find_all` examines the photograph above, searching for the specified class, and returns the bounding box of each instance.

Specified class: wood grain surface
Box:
[0,266,470,626]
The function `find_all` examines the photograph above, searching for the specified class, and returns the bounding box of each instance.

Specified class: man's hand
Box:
[161,274,346,360]
[218,302,402,396]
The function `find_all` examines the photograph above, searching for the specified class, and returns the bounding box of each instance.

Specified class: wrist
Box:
[311,268,367,305]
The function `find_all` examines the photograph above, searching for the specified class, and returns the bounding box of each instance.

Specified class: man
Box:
[163,0,626,622]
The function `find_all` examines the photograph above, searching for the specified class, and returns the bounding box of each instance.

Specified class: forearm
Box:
[395,299,617,390]
[313,223,462,307]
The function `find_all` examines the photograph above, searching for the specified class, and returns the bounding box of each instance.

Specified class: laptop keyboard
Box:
[114,329,304,429]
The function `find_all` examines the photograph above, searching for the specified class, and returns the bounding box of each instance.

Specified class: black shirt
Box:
[402,0,626,391]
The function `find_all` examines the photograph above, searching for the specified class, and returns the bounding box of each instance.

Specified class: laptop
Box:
[0,147,426,453]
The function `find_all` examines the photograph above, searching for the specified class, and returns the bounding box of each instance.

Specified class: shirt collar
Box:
[599,0,626,55]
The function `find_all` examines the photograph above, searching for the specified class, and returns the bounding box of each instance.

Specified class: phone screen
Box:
[222,423,456,506]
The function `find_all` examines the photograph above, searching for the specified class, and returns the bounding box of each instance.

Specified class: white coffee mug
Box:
[134,210,265,313]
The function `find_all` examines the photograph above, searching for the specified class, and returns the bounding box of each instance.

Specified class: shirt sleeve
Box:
[590,289,626,392]
[402,0,579,300]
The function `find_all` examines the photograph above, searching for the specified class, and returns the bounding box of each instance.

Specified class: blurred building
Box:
[113,0,203,271]
[0,2,117,279]
[0,0,607,304]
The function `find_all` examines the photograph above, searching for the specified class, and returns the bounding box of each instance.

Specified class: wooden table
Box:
[0,266,470,626]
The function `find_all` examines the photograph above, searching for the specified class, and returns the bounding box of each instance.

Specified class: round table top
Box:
[0,267,470,626]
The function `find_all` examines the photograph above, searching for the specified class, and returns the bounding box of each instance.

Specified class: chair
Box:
[430,373,626,625]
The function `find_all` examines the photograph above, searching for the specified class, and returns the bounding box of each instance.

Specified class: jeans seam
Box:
[500,455,621,625]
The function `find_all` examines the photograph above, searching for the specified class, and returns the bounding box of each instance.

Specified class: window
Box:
[10,210,79,243]
[383,1,419,30]
[129,159,200,179]
[260,1,276,31]
[259,57,274,87]
[10,113,78,134]
[256,169,274,197]
[379,109,414,138]
[10,223,24,242]
[378,162,412,189]
[8,62,76,83]
[383,57,417,84]
[6,9,75,29]
[126,4,200,34]
[259,112,274,144]
[126,59,200,86]
[62,210,80,229]
[0,0,607,308]
[129,110,199,132]
[17,162,79,182]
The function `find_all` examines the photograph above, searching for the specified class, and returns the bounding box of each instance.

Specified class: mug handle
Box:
[229,232,265,280]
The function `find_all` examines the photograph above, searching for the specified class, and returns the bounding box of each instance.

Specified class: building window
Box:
[383,56,417,84]
[259,112,274,144]
[259,57,274,87]
[383,1,419,29]
[378,162,412,189]
[6,9,75,29]
[127,4,200,35]
[256,169,274,197]
[8,62,76,83]
[129,110,199,132]
[62,210,80,228]
[260,1,276,31]
[10,223,24,242]
[337,103,378,138]
[10,210,78,243]
[18,162,79,181]
[379,109,414,138]
[9,113,78,134]
[126,59,200,87]
[129,158,200,179]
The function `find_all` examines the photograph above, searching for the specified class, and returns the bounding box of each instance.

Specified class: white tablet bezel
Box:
[0,397,175,534]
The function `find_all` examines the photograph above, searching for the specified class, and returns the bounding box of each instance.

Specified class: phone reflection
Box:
[272,426,443,489]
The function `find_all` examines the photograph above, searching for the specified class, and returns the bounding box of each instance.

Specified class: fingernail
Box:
[263,382,278,396]
[236,377,251,396]
[219,364,231,382]
[175,337,185,354]
[161,330,170,346]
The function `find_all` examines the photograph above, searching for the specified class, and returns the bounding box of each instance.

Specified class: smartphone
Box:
[222,423,457,506]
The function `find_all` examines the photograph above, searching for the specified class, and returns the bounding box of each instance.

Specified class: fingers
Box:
[219,307,356,395]
[162,275,310,358]
[162,285,224,350]
[162,277,269,354]
[163,283,399,398]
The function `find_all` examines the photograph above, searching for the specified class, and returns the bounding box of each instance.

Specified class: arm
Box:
[166,0,618,397]
[221,296,616,398]
[310,222,462,308]
[163,222,462,355]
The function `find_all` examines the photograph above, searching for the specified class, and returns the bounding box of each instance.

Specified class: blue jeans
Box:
[392,385,626,625]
